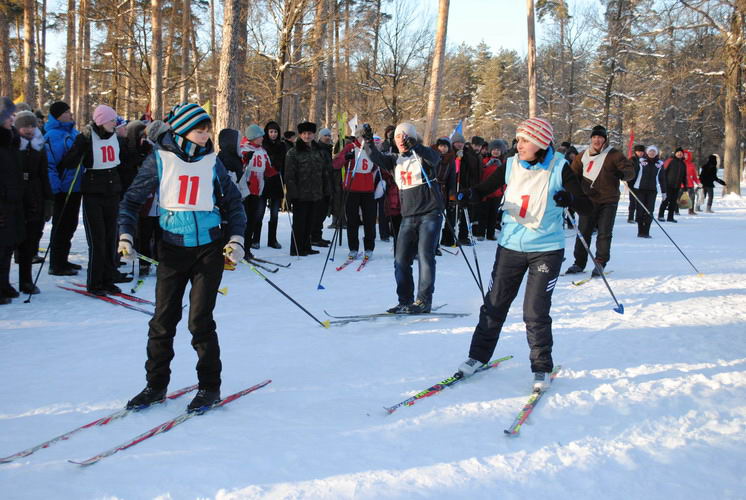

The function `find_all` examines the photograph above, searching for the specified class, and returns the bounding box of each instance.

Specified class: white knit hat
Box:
[394,122,417,139]
[516,117,554,150]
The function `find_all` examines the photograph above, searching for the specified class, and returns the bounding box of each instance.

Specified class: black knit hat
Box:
[591,125,607,139]
[633,144,646,152]
[471,136,486,147]
[49,101,71,119]
[675,147,684,153]
[436,137,450,148]
[297,121,317,134]
[283,130,296,139]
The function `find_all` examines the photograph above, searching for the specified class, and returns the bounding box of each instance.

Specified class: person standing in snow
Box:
[118,103,247,412]
[241,124,276,250]
[657,147,687,223]
[683,150,701,215]
[0,98,24,304]
[630,145,664,239]
[366,122,443,314]
[627,144,646,223]
[59,104,128,296]
[259,121,286,249]
[15,111,53,295]
[564,125,633,277]
[456,117,593,391]
[699,154,725,213]
[333,125,380,261]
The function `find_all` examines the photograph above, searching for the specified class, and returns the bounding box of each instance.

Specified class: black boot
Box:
[126,386,167,409]
[187,389,221,412]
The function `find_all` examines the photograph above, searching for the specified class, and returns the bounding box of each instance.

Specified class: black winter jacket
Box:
[263,122,287,199]
[663,157,687,189]
[60,123,127,196]
[285,140,331,202]
[19,131,53,221]
[699,159,725,188]
[0,127,25,246]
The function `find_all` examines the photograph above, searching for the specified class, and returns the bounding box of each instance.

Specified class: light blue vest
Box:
[498,149,567,253]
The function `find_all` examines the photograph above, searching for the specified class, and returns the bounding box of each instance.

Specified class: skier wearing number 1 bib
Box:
[59,105,128,296]
[455,118,593,391]
[117,103,247,412]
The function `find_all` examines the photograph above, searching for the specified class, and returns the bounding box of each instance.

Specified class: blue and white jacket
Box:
[118,132,246,247]
[44,115,80,194]
[473,147,592,253]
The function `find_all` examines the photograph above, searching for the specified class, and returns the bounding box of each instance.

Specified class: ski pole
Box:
[566,209,624,314]
[242,259,331,328]
[462,206,485,296]
[25,162,82,304]
[625,183,702,275]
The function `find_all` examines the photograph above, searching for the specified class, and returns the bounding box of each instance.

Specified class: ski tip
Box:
[503,430,519,437]
[614,304,624,315]
[321,320,331,329]
[218,287,228,296]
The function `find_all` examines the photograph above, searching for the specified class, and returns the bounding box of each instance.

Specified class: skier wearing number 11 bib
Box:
[455,118,593,391]
[117,103,247,412]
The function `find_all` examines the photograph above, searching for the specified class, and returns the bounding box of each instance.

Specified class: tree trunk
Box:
[150,0,163,119]
[64,0,75,105]
[424,0,449,145]
[526,0,537,118]
[162,2,178,97]
[210,0,217,109]
[216,0,247,132]
[371,0,381,77]
[189,16,202,103]
[36,0,46,109]
[723,8,743,196]
[123,0,136,118]
[0,9,12,97]
[23,0,36,106]
[308,0,326,124]
[324,0,335,126]
[81,0,90,119]
[179,0,191,102]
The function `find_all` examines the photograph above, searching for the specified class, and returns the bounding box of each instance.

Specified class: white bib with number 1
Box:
[502,156,557,230]
[159,150,216,212]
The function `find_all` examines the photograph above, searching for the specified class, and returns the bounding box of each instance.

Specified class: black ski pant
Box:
[377,197,391,240]
[0,246,12,291]
[136,215,161,264]
[82,193,119,290]
[243,195,265,246]
[703,187,714,208]
[475,198,500,239]
[634,189,657,236]
[253,196,281,245]
[49,191,82,269]
[311,196,330,242]
[290,199,320,254]
[17,217,44,285]
[441,202,457,246]
[627,188,638,221]
[658,187,679,221]
[146,240,224,391]
[468,246,563,373]
[572,202,617,269]
[345,191,377,252]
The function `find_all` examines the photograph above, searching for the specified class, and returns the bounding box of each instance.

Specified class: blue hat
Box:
[244,124,265,140]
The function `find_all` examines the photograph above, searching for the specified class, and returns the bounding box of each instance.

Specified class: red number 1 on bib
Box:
[519,195,530,218]
[177,175,200,205]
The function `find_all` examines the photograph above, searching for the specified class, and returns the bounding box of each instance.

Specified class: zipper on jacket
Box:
[192,211,200,246]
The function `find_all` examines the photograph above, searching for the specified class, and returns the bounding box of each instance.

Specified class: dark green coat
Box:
[285,139,330,202]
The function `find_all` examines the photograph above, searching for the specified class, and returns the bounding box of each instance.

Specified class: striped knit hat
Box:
[516,117,554,150]
[166,103,211,136]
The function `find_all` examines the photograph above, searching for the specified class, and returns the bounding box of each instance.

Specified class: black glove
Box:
[242,150,254,163]
[614,169,625,180]
[362,124,374,143]
[553,190,574,208]
[457,188,479,204]
[344,150,355,161]
[403,135,417,150]
[0,213,5,227]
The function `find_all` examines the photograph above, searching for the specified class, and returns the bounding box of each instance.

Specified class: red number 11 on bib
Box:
[177,175,200,205]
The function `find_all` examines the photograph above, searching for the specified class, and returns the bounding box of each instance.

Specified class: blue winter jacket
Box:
[44,115,80,194]
[119,132,246,247]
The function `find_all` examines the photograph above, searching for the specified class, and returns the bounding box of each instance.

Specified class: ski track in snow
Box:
[1,187,745,499]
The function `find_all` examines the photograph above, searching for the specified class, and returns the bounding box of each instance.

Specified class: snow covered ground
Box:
[1,187,745,500]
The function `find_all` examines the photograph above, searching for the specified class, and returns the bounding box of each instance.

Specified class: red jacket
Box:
[333,141,376,193]
[683,150,700,188]
[480,157,504,200]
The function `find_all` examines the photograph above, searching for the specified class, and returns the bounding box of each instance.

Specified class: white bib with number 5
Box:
[159,150,216,212]
[503,155,557,230]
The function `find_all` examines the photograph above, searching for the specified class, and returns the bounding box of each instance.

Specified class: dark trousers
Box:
[390,214,402,252]
[49,191,82,269]
[17,217,44,284]
[136,215,161,263]
[703,187,714,208]
[468,246,562,373]
[634,190,657,236]
[311,196,330,242]
[573,202,617,269]
[457,204,474,241]
[146,240,224,391]
[0,246,12,290]
[345,191,377,252]
[243,195,265,245]
[253,196,281,245]
[82,193,119,289]
[475,198,500,238]
[290,200,318,254]
[394,211,443,305]
[658,187,679,220]
[377,197,390,239]
[627,188,638,221]
[441,202,457,246]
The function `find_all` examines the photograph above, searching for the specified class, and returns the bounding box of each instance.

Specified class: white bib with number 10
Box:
[502,156,557,230]
[159,150,216,212]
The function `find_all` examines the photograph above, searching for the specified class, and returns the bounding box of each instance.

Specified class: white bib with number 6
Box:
[90,128,120,170]
[502,155,558,230]
[159,150,216,212]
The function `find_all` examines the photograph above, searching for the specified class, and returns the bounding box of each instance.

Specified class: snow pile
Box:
[1,187,745,499]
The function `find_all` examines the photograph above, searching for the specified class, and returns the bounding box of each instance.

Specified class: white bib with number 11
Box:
[159,150,216,212]
[502,156,555,230]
